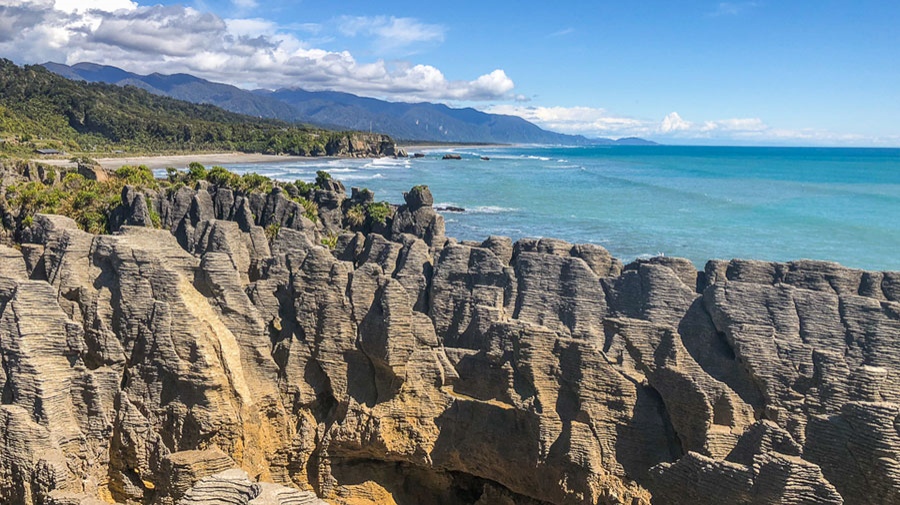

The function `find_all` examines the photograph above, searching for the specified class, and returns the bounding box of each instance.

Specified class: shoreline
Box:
[399,143,513,151]
[37,152,322,170]
[33,145,514,170]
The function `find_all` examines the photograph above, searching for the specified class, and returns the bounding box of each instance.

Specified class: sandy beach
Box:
[39,152,316,170]
[36,147,508,171]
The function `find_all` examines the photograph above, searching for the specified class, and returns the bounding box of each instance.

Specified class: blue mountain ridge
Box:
[42,62,656,146]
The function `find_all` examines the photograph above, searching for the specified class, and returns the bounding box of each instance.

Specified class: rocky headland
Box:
[0,161,896,504]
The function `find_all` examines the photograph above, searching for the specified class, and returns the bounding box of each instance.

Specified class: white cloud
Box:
[467,69,515,99]
[232,0,257,8]
[225,18,278,38]
[90,6,228,57]
[338,15,445,53]
[660,111,692,133]
[700,117,767,132]
[53,0,136,13]
[485,105,651,137]
[0,3,513,102]
[484,105,870,145]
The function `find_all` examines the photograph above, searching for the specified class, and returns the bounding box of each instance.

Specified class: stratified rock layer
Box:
[0,178,896,504]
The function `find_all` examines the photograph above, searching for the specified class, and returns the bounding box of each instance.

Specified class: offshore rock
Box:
[0,179,897,504]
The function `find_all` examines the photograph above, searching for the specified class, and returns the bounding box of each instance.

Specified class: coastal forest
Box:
[0,59,394,157]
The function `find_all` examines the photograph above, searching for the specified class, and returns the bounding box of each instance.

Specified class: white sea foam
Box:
[362,158,411,169]
[634,253,667,261]
[336,173,386,181]
[469,205,519,214]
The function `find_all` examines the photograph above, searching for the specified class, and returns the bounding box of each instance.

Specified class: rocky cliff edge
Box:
[0,162,896,504]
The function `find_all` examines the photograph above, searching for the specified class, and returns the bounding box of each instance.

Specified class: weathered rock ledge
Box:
[0,167,897,504]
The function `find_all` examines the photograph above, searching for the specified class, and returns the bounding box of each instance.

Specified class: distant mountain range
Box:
[43,62,657,146]
[0,59,397,157]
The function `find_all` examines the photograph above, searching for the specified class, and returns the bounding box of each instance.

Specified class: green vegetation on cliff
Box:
[0,161,332,236]
[0,59,395,157]
[4,165,147,234]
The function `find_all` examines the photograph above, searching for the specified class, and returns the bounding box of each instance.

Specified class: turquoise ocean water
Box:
[216,145,900,271]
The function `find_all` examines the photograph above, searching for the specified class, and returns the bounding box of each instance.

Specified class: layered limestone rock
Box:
[0,178,897,504]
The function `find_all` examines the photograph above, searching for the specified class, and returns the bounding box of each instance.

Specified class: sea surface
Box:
[217,145,900,271]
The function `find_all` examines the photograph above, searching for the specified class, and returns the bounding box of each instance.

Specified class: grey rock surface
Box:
[0,179,897,504]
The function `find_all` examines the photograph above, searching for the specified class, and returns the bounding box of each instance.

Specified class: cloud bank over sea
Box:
[485,105,875,145]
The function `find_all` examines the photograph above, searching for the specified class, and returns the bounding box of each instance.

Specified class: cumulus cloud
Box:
[90,6,228,57]
[0,1,50,43]
[338,15,445,53]
[659,112,692,133]
[0,2,513,102]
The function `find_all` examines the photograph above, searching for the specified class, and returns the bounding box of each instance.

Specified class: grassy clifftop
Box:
[0,59,396,157]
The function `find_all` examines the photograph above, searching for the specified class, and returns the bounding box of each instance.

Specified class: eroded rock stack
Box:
[0,175,896,504]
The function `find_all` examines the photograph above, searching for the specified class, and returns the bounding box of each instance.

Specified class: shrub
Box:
[70,155,98,167]
[114,165,157,188]
[320,232,338,249]
[293,196,318,223]
[346,204,365,227]
[5,160,161,235]
[265,222,281,240]
[7,181,65,215]
[187,162,207,182]
[61,171,87,189]
[315,170,332,188]
[146,197,161,228]
[72,188,100,210]
[238,172,273,193]
[294,180,314,196]
[366,201,393,225]
[205,165,239,187]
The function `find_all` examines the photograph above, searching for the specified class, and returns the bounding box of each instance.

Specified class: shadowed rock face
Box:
[0,178,896,504]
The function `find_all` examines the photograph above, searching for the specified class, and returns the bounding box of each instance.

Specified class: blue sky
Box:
[2,0,899,145]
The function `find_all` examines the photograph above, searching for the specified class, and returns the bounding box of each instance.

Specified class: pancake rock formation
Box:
[0,165,897,504]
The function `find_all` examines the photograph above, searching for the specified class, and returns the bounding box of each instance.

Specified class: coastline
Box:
[32,145,513,171]
[0,160,891,504]
[399,143,513,151]
[37,152,321,170]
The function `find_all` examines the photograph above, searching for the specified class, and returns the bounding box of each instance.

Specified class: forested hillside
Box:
[43,61,651,145]
[0,60,396,157]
